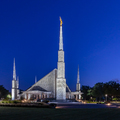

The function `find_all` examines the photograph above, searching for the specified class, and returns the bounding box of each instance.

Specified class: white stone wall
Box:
[58,51,64,62]
[57,62,65,78]
[12,80,17,88]
[11,88,17,100]
[76,83,80,91]
[57,50,65,78]
[56,50,66,100]
[17,89,19,99]
[66,92,71,99]
[12,80,17,100]
[56,78,66,100]
[27,69,57,98]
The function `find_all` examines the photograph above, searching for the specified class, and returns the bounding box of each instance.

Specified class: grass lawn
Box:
[0,107,120,120]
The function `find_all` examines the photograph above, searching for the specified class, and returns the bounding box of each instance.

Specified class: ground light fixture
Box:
[105,94,107,101]
[106,103,111,106]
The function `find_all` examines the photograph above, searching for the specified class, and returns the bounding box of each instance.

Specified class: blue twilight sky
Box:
[0,0,120,92]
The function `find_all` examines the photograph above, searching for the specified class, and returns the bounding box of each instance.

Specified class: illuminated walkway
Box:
[55,103,118,109]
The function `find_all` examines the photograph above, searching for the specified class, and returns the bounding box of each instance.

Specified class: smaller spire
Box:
[17,76,19,88]
[35,76,37,83]
[13,58,16,80]
[77,65,80,84]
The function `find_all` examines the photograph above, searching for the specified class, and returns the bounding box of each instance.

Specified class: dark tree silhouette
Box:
[0,85,9,99]
[91,82,104,101]
[81,85,91,100]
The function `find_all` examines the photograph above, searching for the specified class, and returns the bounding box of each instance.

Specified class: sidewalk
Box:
[111,103,120,108]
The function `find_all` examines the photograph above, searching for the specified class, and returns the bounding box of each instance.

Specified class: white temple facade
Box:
[12,17,82,101]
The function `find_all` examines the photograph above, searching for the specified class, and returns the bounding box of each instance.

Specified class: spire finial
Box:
[77,65,80,83]
[13,58,16,80]
[60,17,63,26]
[59,17,63,50]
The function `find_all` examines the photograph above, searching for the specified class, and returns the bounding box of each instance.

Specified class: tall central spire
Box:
[56,17,66,100]
[77,65,80,83]
[59,17,63,50]
[13,58,16,80]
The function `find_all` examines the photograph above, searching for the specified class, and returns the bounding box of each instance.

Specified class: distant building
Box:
[11,18,82,101]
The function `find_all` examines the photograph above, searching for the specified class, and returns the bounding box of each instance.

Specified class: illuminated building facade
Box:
[12,18,82,101]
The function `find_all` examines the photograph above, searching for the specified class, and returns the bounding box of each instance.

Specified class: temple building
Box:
[11,17,82,101]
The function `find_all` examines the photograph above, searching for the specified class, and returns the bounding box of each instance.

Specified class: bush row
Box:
[0,100,22,104]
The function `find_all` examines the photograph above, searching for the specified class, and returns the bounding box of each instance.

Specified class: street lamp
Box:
[105,94,107,101]
[112,96,113,101]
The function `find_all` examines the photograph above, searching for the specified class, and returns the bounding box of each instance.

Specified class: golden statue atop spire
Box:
[60,17,63,26]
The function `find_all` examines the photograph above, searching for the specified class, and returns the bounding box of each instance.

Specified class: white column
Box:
[28,94,31,100]
[79,94,81,99]
[47,94,50,98]
[25,94,27,99]
[69,94,71,99]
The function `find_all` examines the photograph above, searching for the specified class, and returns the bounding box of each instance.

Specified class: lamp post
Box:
[105,94,107,102]
[112,96,113,101]
[90,97,93,102]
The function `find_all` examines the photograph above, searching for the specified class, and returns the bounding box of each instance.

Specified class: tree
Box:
[104,81,120,99]
[81,85,91,100]
[87,88,93,97]
[91,82,104,101]
[0,85,9,99]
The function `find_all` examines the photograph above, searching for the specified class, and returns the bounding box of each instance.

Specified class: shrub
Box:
[43,100,49,103]
[38,103,44,105]
[113,98,119,101]
[1,100,22,104]
[49,103,57,108]
[13,100,21,103]
[104,101,110,104]
[1,100,8,103]
[86,101,97,103]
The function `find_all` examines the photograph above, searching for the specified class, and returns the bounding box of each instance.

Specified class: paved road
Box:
[56,103,117,109]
